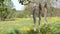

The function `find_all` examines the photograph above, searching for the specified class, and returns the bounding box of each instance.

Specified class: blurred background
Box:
[0,0,60,34]
[0,0,60,21]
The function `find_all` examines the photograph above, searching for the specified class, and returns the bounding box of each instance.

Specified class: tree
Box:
[19,0,31,5]
[0,0,4,21]
[4,0,13,8]
[0,0,15,21]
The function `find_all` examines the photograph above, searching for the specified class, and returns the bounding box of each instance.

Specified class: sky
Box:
[11,0,60,10]
[11,0,25,10]
[51,0,60,8]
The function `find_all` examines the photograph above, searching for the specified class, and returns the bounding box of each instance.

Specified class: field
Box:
[0,17,60,34]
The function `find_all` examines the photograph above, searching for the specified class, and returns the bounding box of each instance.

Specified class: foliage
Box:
[0,0,16,21]
[4,0,13,8]
[19,0,31,5]
[0,6,16,21]
[0,0,4,3]
[15,11,27,18]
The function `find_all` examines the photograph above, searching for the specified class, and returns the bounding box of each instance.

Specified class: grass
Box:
[0,17,60,34]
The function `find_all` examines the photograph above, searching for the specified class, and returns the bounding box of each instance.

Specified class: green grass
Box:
[0,17,60,34]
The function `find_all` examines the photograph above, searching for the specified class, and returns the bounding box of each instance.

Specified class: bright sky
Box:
[51,0,60,8]
[11,0,25,10]
[11,0,60,10]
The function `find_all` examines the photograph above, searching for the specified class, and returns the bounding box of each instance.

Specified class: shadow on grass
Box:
[7,29,22,34]
[40,24,53,34]
[27,29,40,34]
[27,24,53,34]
